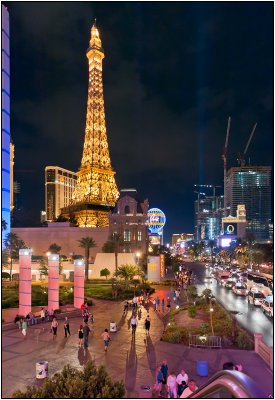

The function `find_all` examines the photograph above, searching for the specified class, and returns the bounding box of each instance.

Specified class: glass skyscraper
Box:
[195,196,224,241]
[225,166,272,242]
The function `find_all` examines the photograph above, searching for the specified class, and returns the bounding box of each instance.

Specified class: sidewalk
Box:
[2,286,273,398]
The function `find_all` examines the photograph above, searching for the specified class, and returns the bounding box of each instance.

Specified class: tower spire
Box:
[61,23,119,227]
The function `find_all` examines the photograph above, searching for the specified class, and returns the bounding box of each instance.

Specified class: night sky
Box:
[6,2,273,240]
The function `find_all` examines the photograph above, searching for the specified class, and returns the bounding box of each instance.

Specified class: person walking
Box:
[83,322,91,349]
[156,296,160,311]
[51,317,58,339]
[21,318,27,339]
[40,307,45,322]
[167,297,171,311]
[78,324,84,347]
[161,298,165,313]
[173,291,177,302]
[154,365,163,397]
[130,314,138,336]
[101,328,110,352]
[145,315,151,335]
[153,298,157,311]
[64,317,70,338]
[124,301,129,314]
[161,359,169,394]
[167,371,177,398]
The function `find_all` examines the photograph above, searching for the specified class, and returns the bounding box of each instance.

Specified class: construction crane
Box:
[237,123,257,166]
[222,117,231,217]
[194,184,222,197]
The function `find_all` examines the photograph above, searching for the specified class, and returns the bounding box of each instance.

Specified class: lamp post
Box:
[136,251,141,275]
[209,297,215,336]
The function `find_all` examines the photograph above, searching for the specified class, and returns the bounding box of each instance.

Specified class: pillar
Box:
[74,259,84,308]
[48,254,59,313]
[19,249,32,316]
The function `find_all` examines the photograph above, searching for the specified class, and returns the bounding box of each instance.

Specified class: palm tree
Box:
[78,237,96,280]
[3,233,26,281]
[2,218,7,232]
[115,264,139,289]
[48,243,61,254]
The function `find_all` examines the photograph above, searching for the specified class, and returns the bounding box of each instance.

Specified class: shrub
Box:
[236,331,254,350]
[200,323,210,334]
[213,320,232,337]
[12,360,125,398]
[54,309,61,314]
[188,305,197,318]
[2,271,10,280]
[162,326,189,344]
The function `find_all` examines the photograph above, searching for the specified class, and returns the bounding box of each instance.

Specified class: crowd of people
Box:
[175,267,195,289]
[154,360,198,398]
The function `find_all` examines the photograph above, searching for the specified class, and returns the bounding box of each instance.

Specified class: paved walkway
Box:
[2,286,273,398]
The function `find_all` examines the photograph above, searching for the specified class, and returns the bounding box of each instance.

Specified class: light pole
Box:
[209,297,216,336]
[136,252,141,275]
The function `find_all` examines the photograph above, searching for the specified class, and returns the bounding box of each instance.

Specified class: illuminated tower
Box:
[62,22,119,227]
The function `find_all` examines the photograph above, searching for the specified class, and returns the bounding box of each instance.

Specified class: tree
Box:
[115,264,139,289]
[39,258,48,276]
[100,268,111,280]
[2,218,7,231]
[102,240,116,253]
[131,278,140,295]
[3,233,26,281]
[111,233,124,274]
[48,243,61,254]
[78,237,96,280]
[13,360,125,398]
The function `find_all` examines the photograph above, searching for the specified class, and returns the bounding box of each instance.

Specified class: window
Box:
[138,231,142,241]
[124,230,131,242]
[125,205,130,214]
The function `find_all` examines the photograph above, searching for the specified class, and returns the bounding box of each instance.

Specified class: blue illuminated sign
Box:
[147,208,166,234]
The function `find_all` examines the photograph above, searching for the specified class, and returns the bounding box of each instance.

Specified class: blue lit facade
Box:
[2,5,11,244]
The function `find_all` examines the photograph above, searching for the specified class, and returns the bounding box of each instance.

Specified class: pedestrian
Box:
[130,314,138,336]
[83,322,91,348]
[153,365,163,397]
[29,312,36,325]
[167,297,171,310]
[101,328,110,352]
[161,359,169,394]
[176,369,189,387]
[153,298,157,311]
[64,317,70,337]
[180,380,198,398]
[45,309,50,321]
[161,298,165,313]
[89,314,94,324]
[173,291,177,302]
[133,295,138,308]
[51,317,58,339]
[41,307,45,322]
[124,301,129,314]
[167,371,177,398]
[145,315,150,334]
[21,318,27,339]
[177,381,188,398]
[156,296,160,311]
[83,311,89,324]
[78,324,84,347]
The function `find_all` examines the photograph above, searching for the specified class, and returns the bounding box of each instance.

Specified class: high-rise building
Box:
[225,166,272,241]
[45,166,77,221]
[2,5,11,243]
[62,22,119,227]
[195,196,224,241]
[109,189,149,254]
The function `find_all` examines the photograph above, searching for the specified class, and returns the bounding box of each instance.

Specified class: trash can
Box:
[110,322,117,332]
[139,385,152,398]
[196,360,208,377]
[36,361,48,379]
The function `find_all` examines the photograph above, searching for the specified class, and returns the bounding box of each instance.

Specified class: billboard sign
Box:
[224,223,237,236]
[147,208,166,234]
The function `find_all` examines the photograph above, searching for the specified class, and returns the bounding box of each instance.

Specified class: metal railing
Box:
[189,334,222,348]
[188,370,266,398]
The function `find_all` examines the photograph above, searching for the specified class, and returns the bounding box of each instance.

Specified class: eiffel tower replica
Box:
[62,22,119,227]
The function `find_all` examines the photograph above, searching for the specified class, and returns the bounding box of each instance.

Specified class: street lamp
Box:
[136,252,141,275]
[209,297,216,336]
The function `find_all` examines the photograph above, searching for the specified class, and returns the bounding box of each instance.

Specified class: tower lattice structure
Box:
[62,22,119,227]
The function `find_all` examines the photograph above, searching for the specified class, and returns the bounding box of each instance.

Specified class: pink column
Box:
[74,259,84,309]
[48,254,59,312]
[19,249,32,316]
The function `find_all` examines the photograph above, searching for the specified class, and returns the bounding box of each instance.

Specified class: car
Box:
[261,299,273,317]
[232,284,248,296]
[204,276,213,284]
[248,291,265,306]
[225,280,236,289]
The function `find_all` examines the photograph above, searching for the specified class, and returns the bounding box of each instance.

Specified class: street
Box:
[188,262,273,346]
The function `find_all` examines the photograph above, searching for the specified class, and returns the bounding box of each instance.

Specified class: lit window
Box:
[124,230,131,242]
[138,231,142,241]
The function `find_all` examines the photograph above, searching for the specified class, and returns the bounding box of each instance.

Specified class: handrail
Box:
[188,370,266,399]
